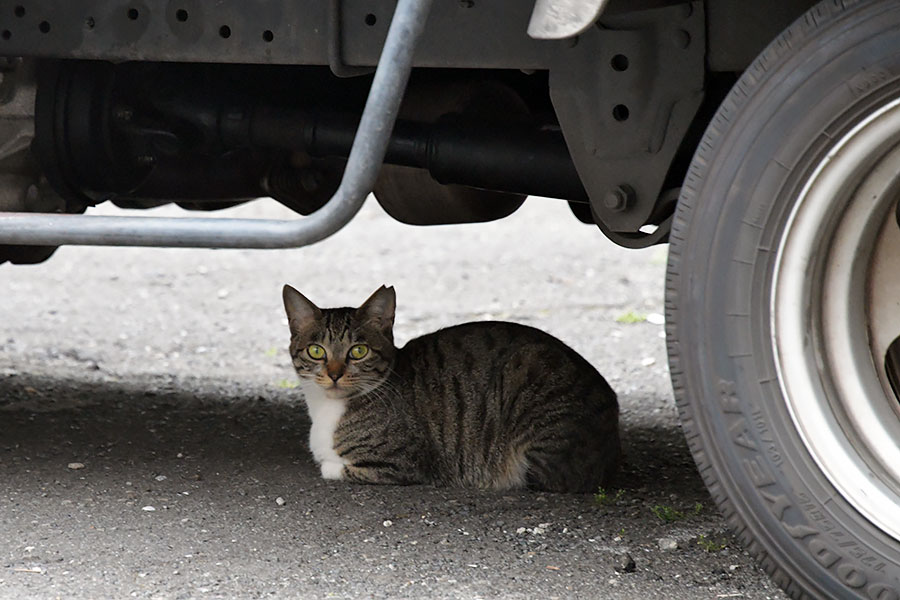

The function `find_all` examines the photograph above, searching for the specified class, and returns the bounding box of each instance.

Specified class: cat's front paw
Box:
[320,460,346,480]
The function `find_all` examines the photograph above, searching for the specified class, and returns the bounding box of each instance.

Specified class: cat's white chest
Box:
[302,385,348,480]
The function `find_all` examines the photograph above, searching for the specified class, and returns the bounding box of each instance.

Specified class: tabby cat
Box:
[282,285,620,492]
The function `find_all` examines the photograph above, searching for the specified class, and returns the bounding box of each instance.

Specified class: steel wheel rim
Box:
[772,97,900,543]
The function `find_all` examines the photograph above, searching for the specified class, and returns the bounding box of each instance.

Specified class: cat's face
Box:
[283,285,396,400]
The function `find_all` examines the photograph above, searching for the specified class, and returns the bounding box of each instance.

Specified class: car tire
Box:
[666,1,900,598]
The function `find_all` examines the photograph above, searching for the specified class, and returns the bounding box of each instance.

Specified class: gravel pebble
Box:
[658,537,679,551]
[67,462,85,470]
[647,313,665,325]
[275,497,286,506]
[614,552,637,573]
[142,506,156,512]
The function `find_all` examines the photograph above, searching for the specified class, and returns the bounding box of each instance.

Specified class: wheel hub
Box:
[773,97,900,543]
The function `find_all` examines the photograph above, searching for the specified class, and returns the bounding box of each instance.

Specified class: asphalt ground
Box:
[0,198,788,599]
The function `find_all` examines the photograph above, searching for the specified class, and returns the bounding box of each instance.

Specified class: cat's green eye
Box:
[349,344,369,360]
[307,344,326,360]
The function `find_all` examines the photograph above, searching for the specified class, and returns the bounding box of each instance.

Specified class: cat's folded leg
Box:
[343,463,421,485]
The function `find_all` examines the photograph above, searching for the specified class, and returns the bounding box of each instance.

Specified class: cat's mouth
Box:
[322,381,349,398]
[314,375,378,399]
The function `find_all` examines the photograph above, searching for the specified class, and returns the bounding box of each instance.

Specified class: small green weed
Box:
[615,310,647,324]
[264,347,280,358]
[650,504,685,523]
[693,502,704,514]
[697,535,728,553]
[275,379,299,389]
[594,487,625,506]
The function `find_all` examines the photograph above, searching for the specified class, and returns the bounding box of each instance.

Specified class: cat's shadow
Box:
[0,372,704,499]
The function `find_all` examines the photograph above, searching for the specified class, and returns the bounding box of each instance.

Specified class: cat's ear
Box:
[282,285,322,334]
[358,285,396,329]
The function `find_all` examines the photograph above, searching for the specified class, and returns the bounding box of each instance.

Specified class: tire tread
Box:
[665,1,876,598]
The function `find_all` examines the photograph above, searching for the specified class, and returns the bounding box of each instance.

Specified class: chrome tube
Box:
[0,0,433,249]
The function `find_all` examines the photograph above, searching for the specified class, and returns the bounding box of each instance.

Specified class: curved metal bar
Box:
[0,0,433,249]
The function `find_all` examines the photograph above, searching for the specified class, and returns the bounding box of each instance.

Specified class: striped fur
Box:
[283,285,620,492]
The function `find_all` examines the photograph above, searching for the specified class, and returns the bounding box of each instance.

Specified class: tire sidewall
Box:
[668,1,900,598]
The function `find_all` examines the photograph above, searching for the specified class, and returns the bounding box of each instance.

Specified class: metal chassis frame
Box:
[0,0,432,249]
[0,1,553,70]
